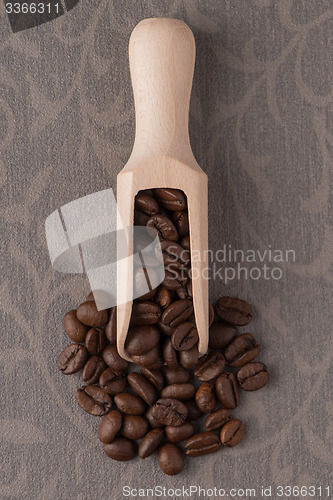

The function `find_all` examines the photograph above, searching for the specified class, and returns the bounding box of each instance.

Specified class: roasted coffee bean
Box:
[195,383,216,414]
[105,307,117,344]
[224,333,260,367]
[57,344,88,375]
[165,422,194,443]
[193,351,226,382]
[158,443,185,475]
[132,345,160,368]
[216,372,240,409]
[205,409,232,431]
[135,288,156,301]
[185,399,203,421]
[98,410,122,444]
[152,398,188,426]
[127,373,158,406]
[125,325,160,356]
[82,356,107,385]
[130,302,161,326]
[145,406,164,429]
[157,320,174,337]
[154,188,187,211]
[180,235,190,250]
[184,432,221,457]
[163,339,179,368]
[114,393,146,415]
[161,299,193,328]
[141,367,165,391]
[176,280,193,300]
[220,418,245,447]
[85,327,108,355]
[179,345,199,369]
[162,268,188,290]
[121,415,149,440]
[155,286,173,310]
[64,310,89,343]
[162,366,190,385]
[135,192,159,216]
[209,321,237,350]
[138,429,164,459]
[237,362,269,391]
[85,291,95,301]
[76,301,108,327]
[99,368,127,394]
[104,437,137,461]
[215,296,253,326]
[172,322,198,351]
[159,240,190,269]
[134,209,150,226]
[76,386,112,416]
[102,345,130,372]
[161,383,196,401]
[146,214,178,241]
[171,210,189,238]
[209,303,214,327]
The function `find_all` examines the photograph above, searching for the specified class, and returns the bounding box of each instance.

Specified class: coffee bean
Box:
[195,383,216,414]
[125,325,160,356]
[127,373,158,406]
[215,297,253,326]
[171,210,189,238]
[180,235,190,250]
[158,443,185,475]
[184,432,221,457]
[194,351,226,382]
[76,386,112,416]
[99,368,127,394]
[159,240,190,269]
[209,303,214,327]
[179,345,199,369]
[161,384,196,401]
[82,356,107,385]
[102,345,129,372]
[132,345,161,368]
[64,310,89,343]
[176,280,192,300]
[141,367,165,391]
[138,429,164,458]
[162,366,190,385]
[121,415,149,440]
[105,307,117,344]
[104,437,137,461]
[146,214,178,241]
[85,327,108,355]
[185,399,203,421]
[162,299,193,329]
[98,410,122,444]
[85,292,94,301]
[215,372,240,409]
[152,398,188,426]
[145,406,164,429]
[165,422,194,443]
[114,393,146,415]
[154,188,187,211]
[130,302,161,326]
[135,192,159,216]
[163,339,179,367]
[162,268,188,290]
[155,286,173,310]
[171,322,198,351]
[237,362,269,391]
[134,209,150,226]
[224,333,260,367]
[204,409,232,431]
[209,321,237,350]
[220,418,245,447]
[76,301,109,327]
[57,344,88,375]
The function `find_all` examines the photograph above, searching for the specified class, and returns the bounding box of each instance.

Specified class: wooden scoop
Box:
[117,17,208,362]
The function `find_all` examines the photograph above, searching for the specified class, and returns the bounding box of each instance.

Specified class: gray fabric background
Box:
[0,1,332,499]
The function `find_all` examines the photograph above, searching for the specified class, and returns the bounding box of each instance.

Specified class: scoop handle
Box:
[129,17,195,161]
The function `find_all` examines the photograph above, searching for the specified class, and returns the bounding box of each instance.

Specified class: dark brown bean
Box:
[184,432,221,457]
[135,192,159,216]
[162,268,188,290]
[172,322,198,351]
[138,429,164,459]
[141,367,165,391]
[114,393,146,415]
[195,383,216,414]
[76,301,108,327]
[209,321,237,350]
[162,299,194,329]
[82,356,107,385]
[185,399,203,421]
[64,310,89,343]
[215,296,253,326]
[121,415,149,440]
[157,320,174,337]
[237,362,269,391]
[193,351,226,382]
[125,325,160,356]
[130,302,161,326]
[154,188,187,211]
[132,345,160,368]
[145,406,164,429]
[105,306,117,344]
[146,214,178,241]
[176,280,193,300]
[216,372,240,409]
[104,437,137,461]
[162,366,190,385]
[224,333,260,367]
[99,368,127,394]
[76,386,112,416]
[127,373,158,406]
[57,344,88,375]
[171,210,189,238]
[98,410,122,444]
[159,240,190,269]
[161,384,195,401]
[165,422,194,443]
[179,345,199,369]
[205,409,232,431]
[163,339,179,368]
[152,398,188,426]
[157,443,185,475]
[154,285,173,310]
[85,327,108,355]
[102,345,130,372]
[180,235,190,250]
[134,209,149,226]
[220,418,245,447]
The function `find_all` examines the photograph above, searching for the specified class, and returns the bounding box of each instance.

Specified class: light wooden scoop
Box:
[117,17,208,361]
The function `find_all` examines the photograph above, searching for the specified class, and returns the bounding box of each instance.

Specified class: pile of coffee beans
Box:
[57,188,269,476]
